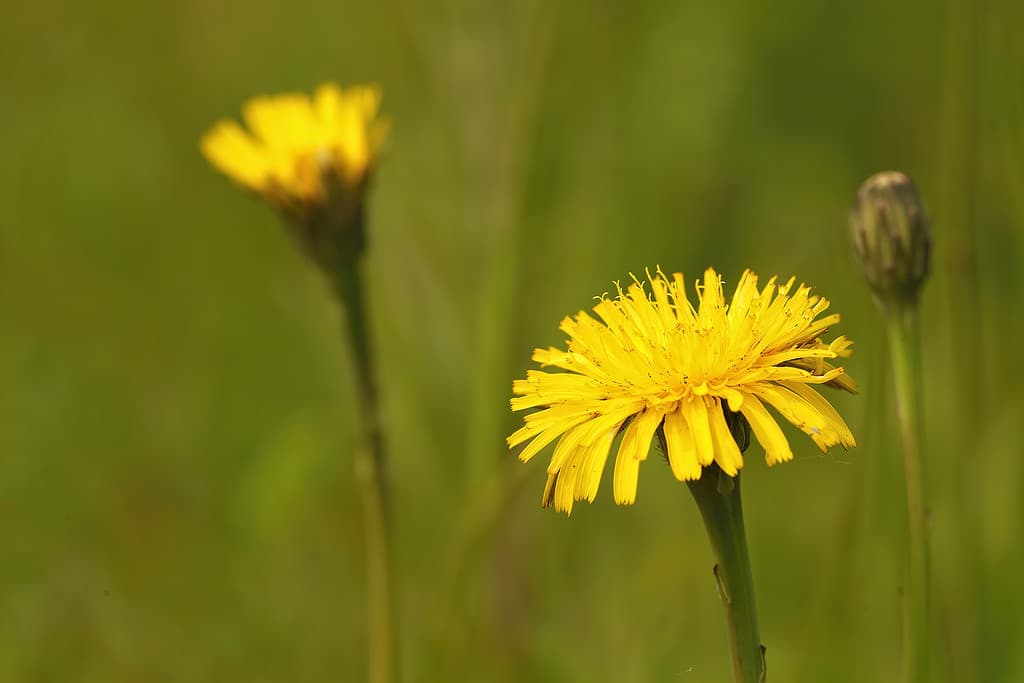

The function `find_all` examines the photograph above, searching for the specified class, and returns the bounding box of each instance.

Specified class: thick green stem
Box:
[333,263,395,683]
[688,467,766,683]
[884,302,930,683]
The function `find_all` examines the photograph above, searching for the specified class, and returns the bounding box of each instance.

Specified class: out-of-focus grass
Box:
[1,0,1022,681]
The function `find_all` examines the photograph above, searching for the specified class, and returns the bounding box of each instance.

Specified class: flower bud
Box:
[849,171,931,308]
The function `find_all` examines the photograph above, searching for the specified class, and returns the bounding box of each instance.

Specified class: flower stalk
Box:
[688,464,766,683]
[201,83,395,683]
[333,262,395,683]
[850,170,933,683]
[508,268,858,681]
[885,301,930,683]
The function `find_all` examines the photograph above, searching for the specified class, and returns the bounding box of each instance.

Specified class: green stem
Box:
[333,263,395,683]
[688,466,766,683]
[884,302,930,683]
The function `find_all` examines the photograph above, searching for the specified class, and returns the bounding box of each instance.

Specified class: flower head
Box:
[202,83,388,206]
[508,268,857,515]
[850,171,931,309]
[201,83,389,269]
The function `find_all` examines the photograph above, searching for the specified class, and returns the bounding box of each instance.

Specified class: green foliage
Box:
[2,0,1022,680]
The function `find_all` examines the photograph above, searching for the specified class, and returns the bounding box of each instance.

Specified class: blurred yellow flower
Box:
[201,83,388,208]
[508,268,857,515]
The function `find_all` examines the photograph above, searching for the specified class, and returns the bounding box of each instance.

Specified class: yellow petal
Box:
[612,447,641,505]
[708,403,744,476]
[612,410,662,504]
[779,380,856,448]
[751,384,840,452]
[200,120,271,191]
[682,398,715,465]
[739,393,794,465]
[548,409,633,473]
[663,407,700,481]
[313,82,344,139]
[541,471,558,508]
[575,422,621,502]
[554,463,579,515]
[509,410,590,462]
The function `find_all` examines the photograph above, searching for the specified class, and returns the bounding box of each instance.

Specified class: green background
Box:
[2,0,1022,681]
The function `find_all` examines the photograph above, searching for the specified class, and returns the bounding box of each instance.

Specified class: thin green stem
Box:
[688,467,766,683]
[333,263,395,683]
[884,302,930,683]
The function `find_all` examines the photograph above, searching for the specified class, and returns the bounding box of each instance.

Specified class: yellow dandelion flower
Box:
[201,83,389,209]
[508,267,857,515]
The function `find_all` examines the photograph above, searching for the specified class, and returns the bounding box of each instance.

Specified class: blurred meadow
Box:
[3,0,1024,681]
